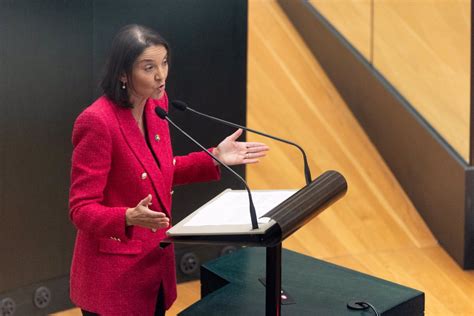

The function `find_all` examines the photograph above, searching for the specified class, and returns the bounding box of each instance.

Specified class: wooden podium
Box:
[161,170,424,315]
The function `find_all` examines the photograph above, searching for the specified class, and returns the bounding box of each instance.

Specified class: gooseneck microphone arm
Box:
[154,107,259,230]
[171,100,312,185]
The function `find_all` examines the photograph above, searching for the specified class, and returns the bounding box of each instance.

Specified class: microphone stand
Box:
[155,108,259,230]
[172,101,312,185]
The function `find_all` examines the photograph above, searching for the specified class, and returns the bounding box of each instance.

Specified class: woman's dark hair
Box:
[101,24,169,108]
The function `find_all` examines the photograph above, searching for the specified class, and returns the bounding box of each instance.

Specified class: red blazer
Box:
[69,93,220,315]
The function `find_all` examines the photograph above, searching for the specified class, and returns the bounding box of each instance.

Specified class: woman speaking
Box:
[69,24,268,316]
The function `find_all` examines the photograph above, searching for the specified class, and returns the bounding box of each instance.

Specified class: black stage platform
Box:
[180,248,424,315]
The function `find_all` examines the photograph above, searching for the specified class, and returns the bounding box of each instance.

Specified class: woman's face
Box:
[124,44,168,104]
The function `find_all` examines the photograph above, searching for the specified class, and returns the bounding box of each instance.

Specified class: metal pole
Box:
[266,243,282,316]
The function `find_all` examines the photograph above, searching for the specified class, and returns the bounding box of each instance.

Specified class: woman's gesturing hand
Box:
[125,194,169,230]
[212,129,269,166]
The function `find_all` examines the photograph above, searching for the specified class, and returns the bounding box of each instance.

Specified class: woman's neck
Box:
[131,98,146,134]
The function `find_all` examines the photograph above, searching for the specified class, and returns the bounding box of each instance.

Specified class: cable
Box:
[347,300,380,316]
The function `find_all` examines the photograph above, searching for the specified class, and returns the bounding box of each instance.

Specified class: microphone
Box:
[171,100,313,185]
[154,106,260,230]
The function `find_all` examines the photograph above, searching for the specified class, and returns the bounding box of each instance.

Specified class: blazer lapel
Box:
[144,100,173,192]
[113,100,170,214]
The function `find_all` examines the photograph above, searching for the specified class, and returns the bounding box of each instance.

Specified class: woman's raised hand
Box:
[212,129,269,166]
[125,194,169,231]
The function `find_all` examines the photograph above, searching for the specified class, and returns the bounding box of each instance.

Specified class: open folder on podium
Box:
[162,170,347,248]
[167,189,297,236]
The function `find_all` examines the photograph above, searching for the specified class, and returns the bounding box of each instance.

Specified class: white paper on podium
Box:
[183,190,297,227]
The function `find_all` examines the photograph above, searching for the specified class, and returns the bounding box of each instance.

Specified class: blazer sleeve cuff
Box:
[70,205,132,241]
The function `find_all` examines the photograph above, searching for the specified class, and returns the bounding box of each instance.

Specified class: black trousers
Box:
[81,284,166,316]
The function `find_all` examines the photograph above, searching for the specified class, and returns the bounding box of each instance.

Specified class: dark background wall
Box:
[0,0,93,295]
[0,0,247,313]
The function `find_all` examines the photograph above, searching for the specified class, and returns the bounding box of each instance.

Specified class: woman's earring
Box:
[121,82,126,90]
